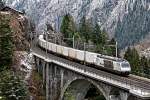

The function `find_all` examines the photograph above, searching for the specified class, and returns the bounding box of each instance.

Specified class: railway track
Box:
[127,75,150,89]
[32,45,150,92]
[129,74,150,83]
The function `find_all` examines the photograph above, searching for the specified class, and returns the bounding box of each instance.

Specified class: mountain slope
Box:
[5,0,150,48]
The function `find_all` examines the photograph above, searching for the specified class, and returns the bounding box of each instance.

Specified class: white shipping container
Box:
[113,61,120,71]
[47,42,52,51]
[39,35,48,50]
[57,45,63,54]
[95,57,104,66]
[85,52,97,64]
[38,39,42,47]
[68,48,76,59]
[62,47,69,57]
[76,50,85,61]
[39,35,43,39]
[51,43,57,53]
[41,40,46,48]
[44,41,47,49]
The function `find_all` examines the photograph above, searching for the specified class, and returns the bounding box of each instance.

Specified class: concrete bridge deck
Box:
[31,45,150,99]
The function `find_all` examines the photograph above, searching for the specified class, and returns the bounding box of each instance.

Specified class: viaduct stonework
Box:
[34,55,147,100]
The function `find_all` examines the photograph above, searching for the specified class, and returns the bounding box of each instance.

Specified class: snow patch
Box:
[20,52,34,81]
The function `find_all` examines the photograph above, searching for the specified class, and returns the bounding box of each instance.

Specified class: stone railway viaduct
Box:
[32,46,150,100]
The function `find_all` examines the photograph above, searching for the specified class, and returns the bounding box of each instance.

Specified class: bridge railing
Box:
[58,54,150,95]
[33,48,150,97]
[54,56,150,96]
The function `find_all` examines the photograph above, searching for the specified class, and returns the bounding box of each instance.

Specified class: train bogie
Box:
[76,50,85,61]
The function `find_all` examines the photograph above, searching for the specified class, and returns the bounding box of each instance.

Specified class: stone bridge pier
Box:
[34,57,144,100]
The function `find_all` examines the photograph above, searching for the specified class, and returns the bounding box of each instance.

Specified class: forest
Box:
[60,14,150,78]
[0,1,28,99]
[60,14,117,57]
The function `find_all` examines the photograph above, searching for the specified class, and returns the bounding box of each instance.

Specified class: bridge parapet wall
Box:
[34,56,144,100]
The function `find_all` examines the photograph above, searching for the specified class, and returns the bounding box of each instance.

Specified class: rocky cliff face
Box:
[0,10,30,51]
[5,0,150,48]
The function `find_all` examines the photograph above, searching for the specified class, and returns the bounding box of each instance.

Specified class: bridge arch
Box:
[109,87,121,100]
[127,95,137,100]
[60,78,107,100]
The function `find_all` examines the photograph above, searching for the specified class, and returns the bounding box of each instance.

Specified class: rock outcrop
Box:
[5,0,150,48]
[0,7,30,51]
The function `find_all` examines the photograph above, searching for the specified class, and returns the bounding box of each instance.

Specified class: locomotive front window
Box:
[122,63,129,68]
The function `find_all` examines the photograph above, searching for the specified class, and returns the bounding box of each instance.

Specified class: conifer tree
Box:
[0,14,28,99]
[60,14,76,46]
[86,19,93,42]
[140,56,149,77]
[110,38,116,45]
[100,29,107,45]
[124,47,140,74]
[60,14,76,39]
[148,59,150,78]
[92,23,101,44]
[0,15,13,71]
[132,48,140,74]
[79,16,93,42]
[108,38,117,56]
[124,47,132,61]
[79,16,86,39]
[0,70,28,99]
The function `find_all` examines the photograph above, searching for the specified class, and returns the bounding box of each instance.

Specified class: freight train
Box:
[38,35,131,75]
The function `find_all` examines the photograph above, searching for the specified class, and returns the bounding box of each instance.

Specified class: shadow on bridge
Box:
[62,79,106,100]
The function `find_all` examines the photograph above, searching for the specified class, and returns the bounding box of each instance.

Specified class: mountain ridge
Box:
[5,0,150,48]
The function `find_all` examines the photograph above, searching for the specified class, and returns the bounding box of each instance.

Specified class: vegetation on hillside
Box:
[60,14,150,78]
[0,7,28,99]
[28,70,46,100]
[0,14,13,71]
[0,70,28,99]
[124,47,150,78]
[60,14,76,39]
[60,14,117,56]
[60,14,76,46]
[60,15,115,99]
